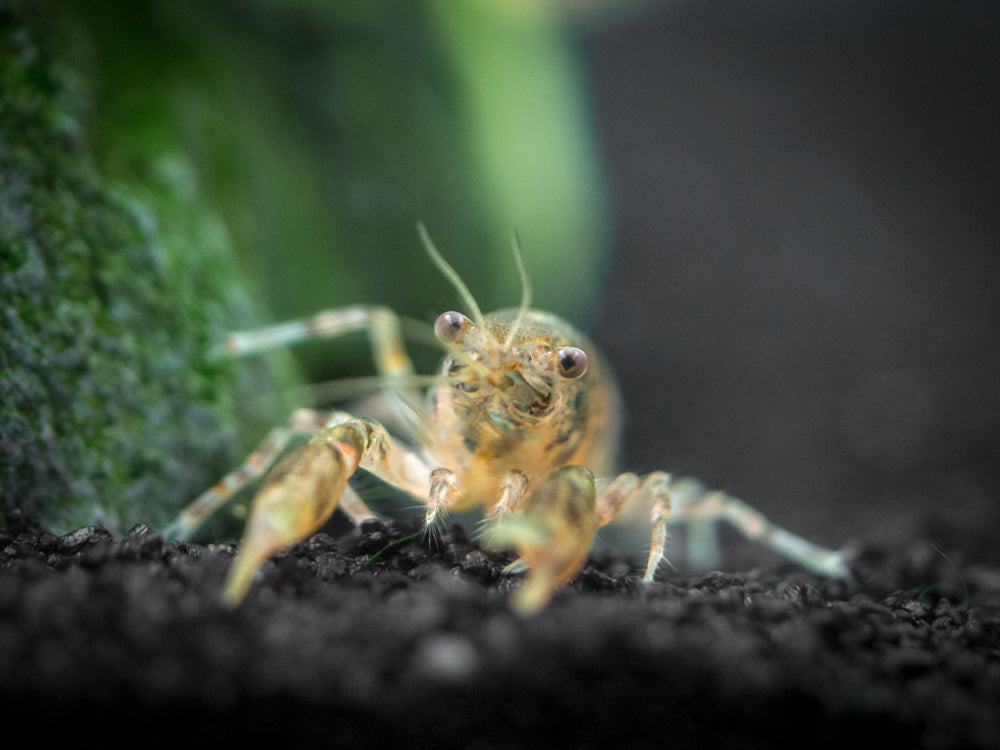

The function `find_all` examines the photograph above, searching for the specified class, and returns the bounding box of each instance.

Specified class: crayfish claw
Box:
[220,427,364,606]
[490,465,599,615]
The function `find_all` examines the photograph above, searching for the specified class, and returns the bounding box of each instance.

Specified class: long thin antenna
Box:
[504,229,533,348]
[416,222,484,327]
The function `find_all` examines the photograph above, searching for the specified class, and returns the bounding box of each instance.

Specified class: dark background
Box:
[580,0,1000,564]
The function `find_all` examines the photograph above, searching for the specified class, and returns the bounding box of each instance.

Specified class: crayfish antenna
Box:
[503,229,533,349]
[417,222,484,327]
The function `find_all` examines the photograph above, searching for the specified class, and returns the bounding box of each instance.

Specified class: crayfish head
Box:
[433,308,589,427]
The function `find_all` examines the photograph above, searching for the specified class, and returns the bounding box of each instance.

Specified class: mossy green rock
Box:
[0,1,287,533]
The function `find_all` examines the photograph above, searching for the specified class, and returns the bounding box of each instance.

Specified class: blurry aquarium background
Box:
[582,0,1000,566]
[65,0,612,380]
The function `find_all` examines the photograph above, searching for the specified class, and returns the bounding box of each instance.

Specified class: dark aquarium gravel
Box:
[2,509,998,749]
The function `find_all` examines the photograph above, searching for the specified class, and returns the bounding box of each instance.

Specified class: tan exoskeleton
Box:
[165,225,849,613]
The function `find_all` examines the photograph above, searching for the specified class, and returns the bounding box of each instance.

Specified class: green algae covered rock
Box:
[0,1,291,534]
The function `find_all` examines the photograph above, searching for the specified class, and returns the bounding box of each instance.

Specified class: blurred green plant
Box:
[1,0,608,534]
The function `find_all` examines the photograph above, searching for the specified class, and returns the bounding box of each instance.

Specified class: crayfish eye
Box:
[434,311,471,344]
[555,346,588,379]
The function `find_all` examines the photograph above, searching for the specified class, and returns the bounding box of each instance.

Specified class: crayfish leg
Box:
[593,471,673,582]
[599,473,849,580]
[672,484,851,579]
